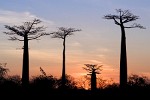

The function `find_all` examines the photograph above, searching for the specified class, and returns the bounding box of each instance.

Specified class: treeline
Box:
[0,64,150,98]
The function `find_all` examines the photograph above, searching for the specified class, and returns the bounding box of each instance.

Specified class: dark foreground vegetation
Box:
[0,64,150,99]
[1,73,150,99]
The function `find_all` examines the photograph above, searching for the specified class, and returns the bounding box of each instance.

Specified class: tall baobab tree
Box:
[51,27,81,89]
[103,9,145,89]
[4,19,48,88]
[83,64,102,91]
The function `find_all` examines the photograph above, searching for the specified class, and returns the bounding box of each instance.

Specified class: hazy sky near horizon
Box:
[0,0,150,82]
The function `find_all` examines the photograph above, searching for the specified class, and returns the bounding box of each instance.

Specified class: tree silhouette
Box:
[103,9,145,89]
[57,74,78,90]
[4,19,48,88]
[0,63,8,79]
[30,67,57,91]
[51,27,81,89]
[83,64,102,91]
[128,74,149,87]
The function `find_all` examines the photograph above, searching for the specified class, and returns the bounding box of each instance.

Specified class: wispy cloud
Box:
[0,9,54,26]
[69,41,82,47]
[71,72,87,77]
[88,59,102,64]
[96,54,105,58]
[96,48,111,52]
[72,42,82,47]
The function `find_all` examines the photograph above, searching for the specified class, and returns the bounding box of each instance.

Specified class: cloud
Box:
[97,54,105,58]
[0,9,54,26]
[88,59,102,64]
[72,42,81,47]
[69,41,82,47]
[96,48,110,52]
[71,72,87,77]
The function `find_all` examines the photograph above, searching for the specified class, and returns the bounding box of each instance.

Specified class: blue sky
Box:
[0,0,150,82]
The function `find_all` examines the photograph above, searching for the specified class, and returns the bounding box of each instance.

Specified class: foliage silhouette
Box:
[76,75,91,90]
[56,74,78,90]
[0,67,150,98]
[128,74,150,87]
[104,9,145,90]
[30,75,57,90]
[0,63,8,79]
[50,27,81,90]
[97,77,113,89]
[3,75,21,89]
[30,67,57,91]
[3,19,49,88]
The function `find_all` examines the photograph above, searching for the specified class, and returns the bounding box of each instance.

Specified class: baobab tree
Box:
[103,9,145,89]
[4,19,48,88]
[50,27,81,89]
[83,64,102,91]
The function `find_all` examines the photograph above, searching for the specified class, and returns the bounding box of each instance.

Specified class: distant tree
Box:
[0,63,8,79]
[57,74,77,90]
[4,19,48,88]
[50,27,81,89]
[128,74,150,87]
[103,9,145,89]
[7,75,21,85]
[30,67,57,91]
[97,78,107,89]
[4,75,21,88]
[30,75,57,91]
[83,64,102,91]
[76,75,91,90]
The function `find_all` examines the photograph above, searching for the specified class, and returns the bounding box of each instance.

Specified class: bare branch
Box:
[83,64,103,74]
[4,25,24,37]
[4,18,49,41]
[28,32,48,40]
[14,25,26,32]
[124,23,146,29]
[40,67,47,76]
[28,26,45,35]
[82,66,92,72]
[51,31,65,39]
[8,36,24,41]
[51,27,81,39]
[103,15,120,25]
[104,9,145,29]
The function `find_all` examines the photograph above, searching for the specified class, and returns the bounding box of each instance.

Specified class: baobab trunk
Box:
[120,25,127,89]
[91,72,96,91]
[61,37,66,89]
[22,34,29,88]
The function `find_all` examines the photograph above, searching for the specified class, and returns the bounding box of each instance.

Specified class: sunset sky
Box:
[0,0,150,83]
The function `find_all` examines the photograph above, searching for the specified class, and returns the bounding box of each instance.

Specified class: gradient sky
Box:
[0,0,150,83]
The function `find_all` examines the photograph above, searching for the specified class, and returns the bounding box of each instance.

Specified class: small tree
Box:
[4,19,48,88]
[128,74,150,87]
[51,27,81,90]
[30,67,57,90]
[0,63,8,79]
[83,64,102,91]
[103,9,145,89]
[76,75,91,90]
